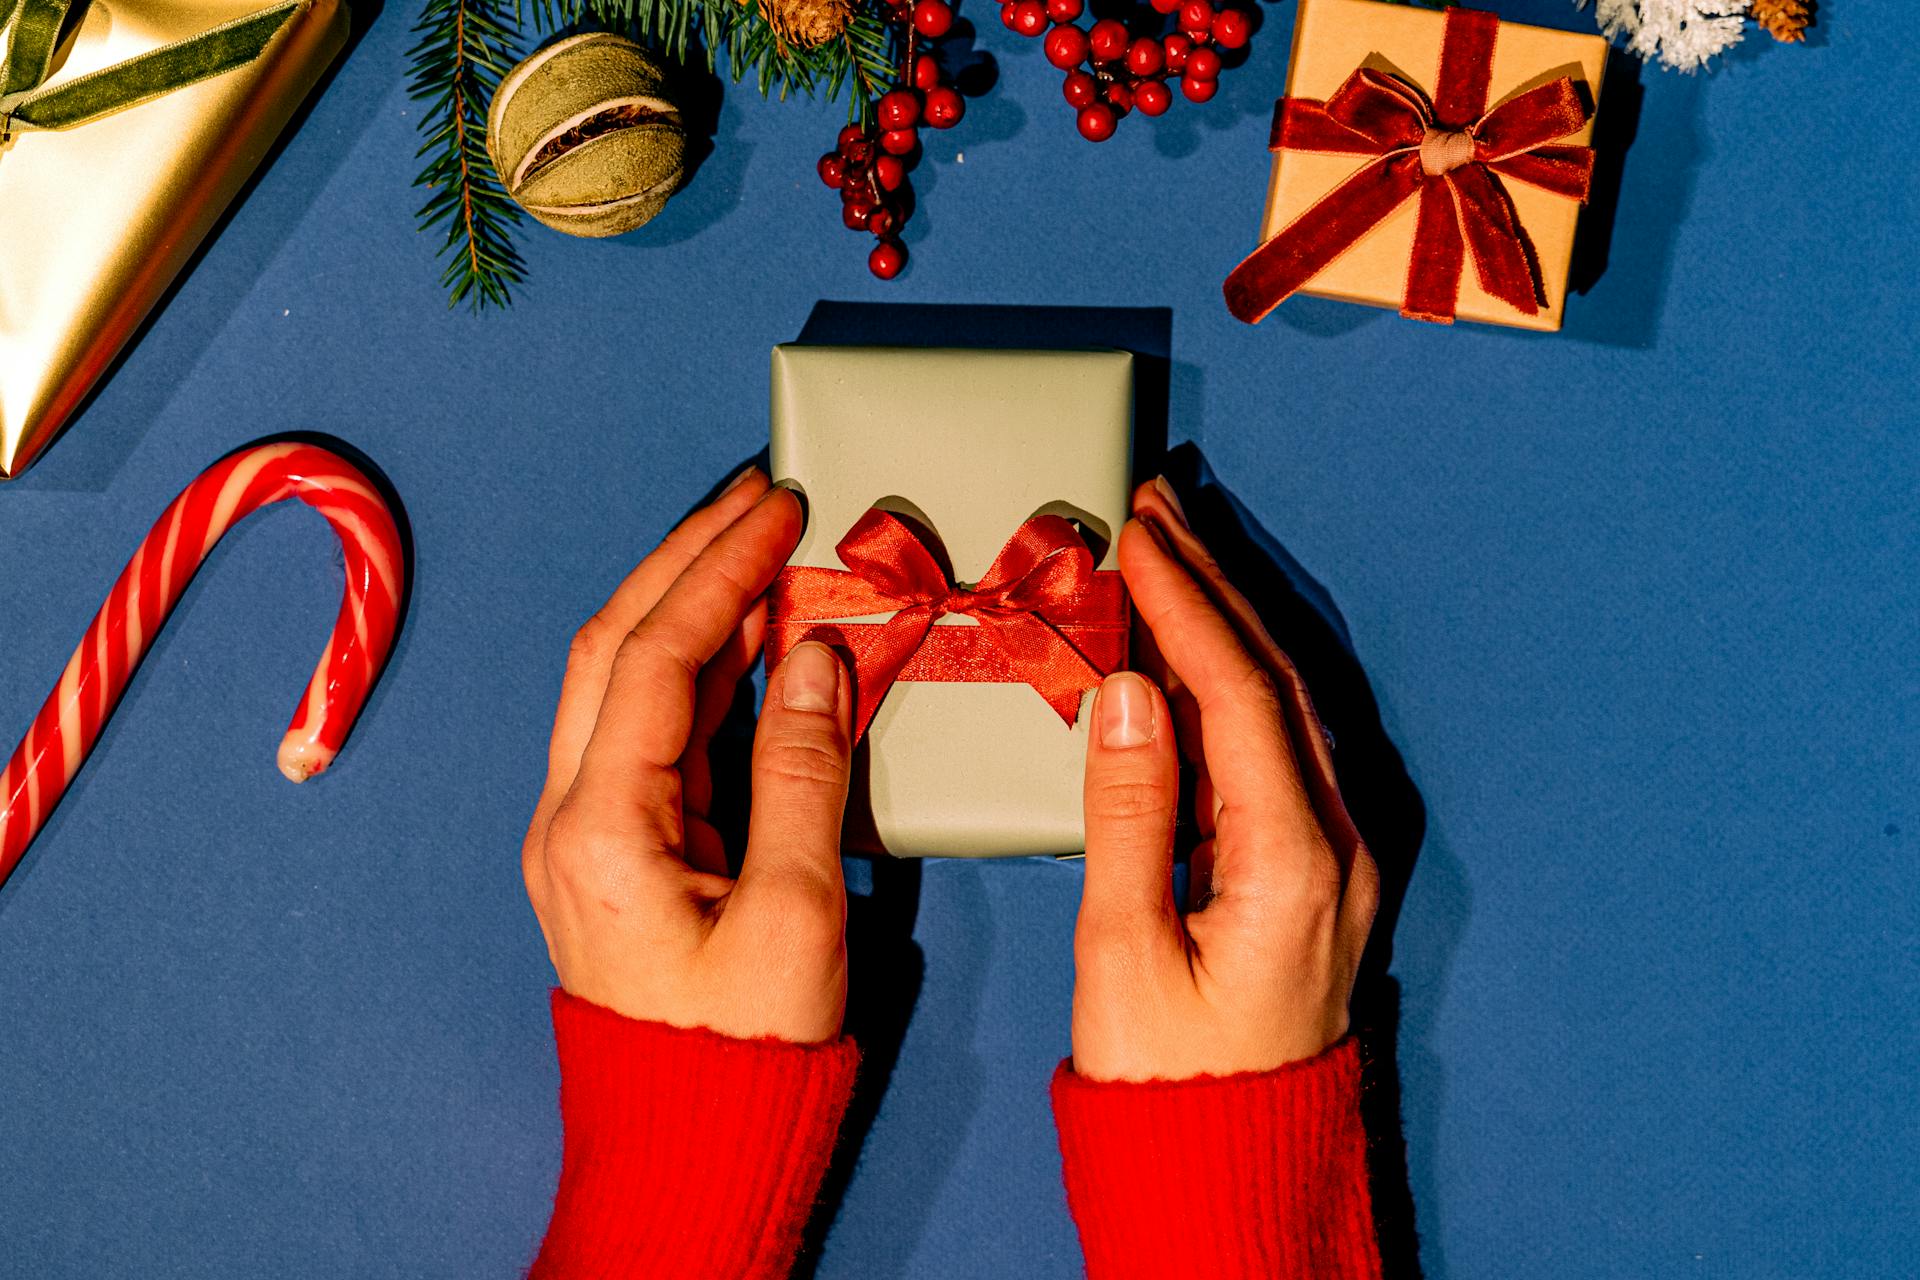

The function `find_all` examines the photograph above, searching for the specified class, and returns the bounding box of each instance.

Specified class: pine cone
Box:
[758,0,853,47]
[1750,0,1813,42]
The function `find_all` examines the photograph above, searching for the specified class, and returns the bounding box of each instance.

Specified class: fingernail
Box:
[1151,475,1188,528]
[1097,672,1155,749]
[721,464,763,495]
[782,641,839,713]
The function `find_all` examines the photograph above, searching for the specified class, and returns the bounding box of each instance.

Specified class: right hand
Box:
[1069,479,1380,1081]
[521,469,857,1045]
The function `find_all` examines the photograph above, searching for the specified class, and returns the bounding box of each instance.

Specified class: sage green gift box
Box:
[770,344,1135,858]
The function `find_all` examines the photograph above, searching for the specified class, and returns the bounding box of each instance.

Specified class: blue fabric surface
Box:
[1,0,1914,1275]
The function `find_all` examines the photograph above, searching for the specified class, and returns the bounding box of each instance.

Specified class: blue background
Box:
[1,0,1914,1274]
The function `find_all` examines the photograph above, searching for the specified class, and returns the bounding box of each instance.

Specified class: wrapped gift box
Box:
[1227,0,1608,331]
[768,344,1134,858]
[0,0,347,478]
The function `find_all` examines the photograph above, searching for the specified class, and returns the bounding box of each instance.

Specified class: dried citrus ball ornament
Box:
[486,34,687,238]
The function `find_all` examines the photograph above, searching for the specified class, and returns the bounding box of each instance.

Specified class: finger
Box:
[680,600,768,821]
[1133,477,1272,658]
[1188,834,1217,911]
[1136,481,1363,867]
[678,609,763,878]
[544,467,770,800]
[574,487,803,802]
[1129,598,1202,762]
[1078,671,1183,946]
[1120,517,1317,842]
[732,641,854,915]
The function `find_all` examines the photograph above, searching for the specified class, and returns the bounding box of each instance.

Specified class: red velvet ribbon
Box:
[1223,6,1596,326]
[766,510,1128,741]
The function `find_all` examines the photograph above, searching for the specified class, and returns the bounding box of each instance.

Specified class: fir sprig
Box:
[407,0,526,310]
[408,0,899,309]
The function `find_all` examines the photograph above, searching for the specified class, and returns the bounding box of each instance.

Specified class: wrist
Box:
[1052,1037,1381,1280]
[532,990,860,1279]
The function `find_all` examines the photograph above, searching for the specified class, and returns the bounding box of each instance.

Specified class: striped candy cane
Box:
[0,442,406,886]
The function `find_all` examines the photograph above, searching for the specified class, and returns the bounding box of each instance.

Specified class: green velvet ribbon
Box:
[0,0,305,136]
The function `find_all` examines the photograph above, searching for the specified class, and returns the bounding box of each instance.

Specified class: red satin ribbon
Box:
[766,510,1128,741]
[1223,6,1596,326]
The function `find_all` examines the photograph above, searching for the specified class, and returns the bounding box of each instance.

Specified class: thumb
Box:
[737,640,854,909]
[1079,671,1182,942]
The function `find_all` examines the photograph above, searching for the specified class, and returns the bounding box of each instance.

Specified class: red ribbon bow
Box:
[766,509,1128,741]
[1224,6,1596,326]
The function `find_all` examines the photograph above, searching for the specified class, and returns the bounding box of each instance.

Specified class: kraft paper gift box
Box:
[767,344,1134,858]
[0,0,347,478]
[1225,0,1608,331]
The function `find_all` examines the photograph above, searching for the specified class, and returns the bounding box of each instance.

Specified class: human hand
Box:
[1069,478,1379,1081]
[522,470,855,1044]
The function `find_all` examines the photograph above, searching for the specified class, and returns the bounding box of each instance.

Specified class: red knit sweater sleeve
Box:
[529,990,859,1280]
[1051,1037,1382,1280]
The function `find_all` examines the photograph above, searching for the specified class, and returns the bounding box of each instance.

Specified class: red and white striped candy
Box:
[0,442,405,886]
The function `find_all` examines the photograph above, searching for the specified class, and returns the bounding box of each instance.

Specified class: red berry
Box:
[875,153,907,191]
[878,89,921,131]
[1104,80,1133,113]
[1010,0,1048,34]
[837,124,867,151]
[1126,35,1163,76]
[923,85,965,128]
[1046,0,1083,19]
[843,201,875,230]
[866,206,898,236]
[1077,101,1117,141]
[1001,0,1020,26]
[818,152,845,188]
[1186,45,1221,80]
[1211,7,1250,48]
[1088,18,1130,61]
[1044,24,1090,68]
[1178,0,1214,34]
[1149,0,1180,12]
[1162,32,1192,71]
[1062,69,1098,107]
[913,0,954,36]
[880,127,919,155]
[1180,71,1217,101]
[1134,78,1171,115]
[869,239,907,279]
[913,55,943,91]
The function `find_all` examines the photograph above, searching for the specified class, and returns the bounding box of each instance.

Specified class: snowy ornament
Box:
[1582,0,1750,70]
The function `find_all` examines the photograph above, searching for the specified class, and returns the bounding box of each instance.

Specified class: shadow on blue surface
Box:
[1162,442,1453,1279]
[734,301,1448,1274]
[9,0,391,494]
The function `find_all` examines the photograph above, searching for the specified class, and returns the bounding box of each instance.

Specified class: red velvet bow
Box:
[1224,6,1596,325]
[766,510,1128,741]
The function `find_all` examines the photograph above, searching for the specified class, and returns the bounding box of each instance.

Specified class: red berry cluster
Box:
[1003,0,1248,141]
[816,17,966,279]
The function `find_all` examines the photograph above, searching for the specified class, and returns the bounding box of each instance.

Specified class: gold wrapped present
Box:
[0,0,347,477]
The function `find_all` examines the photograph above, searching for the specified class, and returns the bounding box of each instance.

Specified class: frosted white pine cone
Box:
[1581,0,1750,71]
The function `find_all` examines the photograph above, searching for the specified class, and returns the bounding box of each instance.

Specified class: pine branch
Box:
[408,0,526,310]
[409,0,899,309]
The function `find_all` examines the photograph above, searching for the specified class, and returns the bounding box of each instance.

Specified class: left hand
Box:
[520,469,856,1045]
